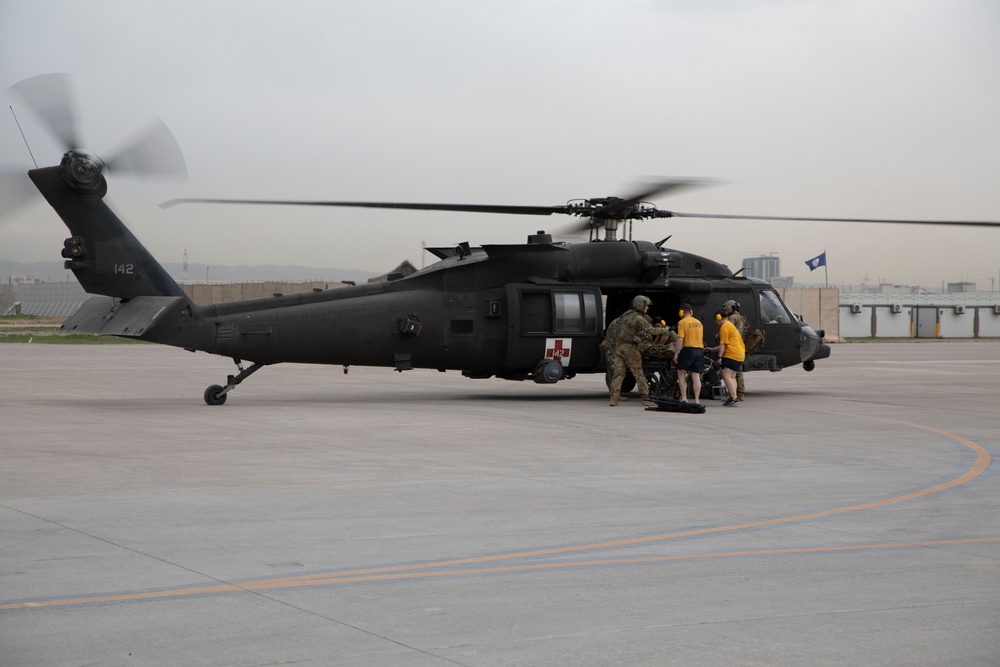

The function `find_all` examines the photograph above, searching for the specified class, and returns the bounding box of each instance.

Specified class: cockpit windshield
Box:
[759,290,793,324]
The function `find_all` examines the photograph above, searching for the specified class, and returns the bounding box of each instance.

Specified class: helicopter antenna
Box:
[9,106,38,168]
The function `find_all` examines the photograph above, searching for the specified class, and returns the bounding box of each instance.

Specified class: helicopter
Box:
[6,74,999,405]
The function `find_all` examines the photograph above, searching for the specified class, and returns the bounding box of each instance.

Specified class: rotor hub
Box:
[61,151,106,191]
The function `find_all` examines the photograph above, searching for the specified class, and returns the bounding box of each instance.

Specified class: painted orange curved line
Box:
[1,412,992,611]
[5,536,998,610]
[283,536,1000,587]
[286,413,991,580]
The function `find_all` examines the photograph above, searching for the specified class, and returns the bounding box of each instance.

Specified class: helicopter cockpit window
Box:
[759,290,793,324]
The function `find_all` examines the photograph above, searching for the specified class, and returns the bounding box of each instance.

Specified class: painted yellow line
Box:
[1,413,992,611]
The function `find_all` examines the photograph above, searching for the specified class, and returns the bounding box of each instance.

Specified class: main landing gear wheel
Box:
[204,384,227,406]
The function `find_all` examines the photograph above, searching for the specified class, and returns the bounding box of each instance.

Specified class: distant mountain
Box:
[0,259,378,284]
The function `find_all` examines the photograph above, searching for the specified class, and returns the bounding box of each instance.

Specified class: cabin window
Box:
[554,293,582,331]
[759,290,793,324]
[554,292,599,333]
[520,290,599,335]
[521,292,553,334]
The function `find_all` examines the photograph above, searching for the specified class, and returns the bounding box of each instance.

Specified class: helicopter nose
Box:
[800,325,831,369]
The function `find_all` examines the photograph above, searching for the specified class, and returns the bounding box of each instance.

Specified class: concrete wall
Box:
[978,307,1000,337]
[2,282,87,317]
[778,288,840,339]
[841,303,1000,338]
[0,284,16,314]
[938,307,974,338]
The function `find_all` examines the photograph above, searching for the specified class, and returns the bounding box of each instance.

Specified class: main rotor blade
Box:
[105,118,188,180]
[668,211,1000,228]
[618,178,713,208]
[8,73,80,151]
[160,198,567,215]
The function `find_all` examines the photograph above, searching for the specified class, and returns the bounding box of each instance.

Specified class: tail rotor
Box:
[1,73,187,218]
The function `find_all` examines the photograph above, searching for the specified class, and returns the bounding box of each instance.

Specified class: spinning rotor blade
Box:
[617,178,711,209]
[105,118,188,180]
[0,167,39,219]
[668,211,1000,228]
[160,180,1000,232]
[559,178,714,234]
[161,198,567,215]
[6,73,187,182]
[162,179,715,220]
[9,73,80,151]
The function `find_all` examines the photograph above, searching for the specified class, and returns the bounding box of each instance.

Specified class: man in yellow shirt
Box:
[707,308,746,407]
[672,303,704,404]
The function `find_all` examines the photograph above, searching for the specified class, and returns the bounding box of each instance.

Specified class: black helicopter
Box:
[6,75,998,405]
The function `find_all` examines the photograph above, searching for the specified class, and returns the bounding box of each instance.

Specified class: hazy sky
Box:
[1,0,998,288]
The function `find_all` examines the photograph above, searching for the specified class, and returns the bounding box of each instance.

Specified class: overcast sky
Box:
[1,0,998,289]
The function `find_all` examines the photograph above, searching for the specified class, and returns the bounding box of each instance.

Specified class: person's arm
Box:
[638,318,669,338]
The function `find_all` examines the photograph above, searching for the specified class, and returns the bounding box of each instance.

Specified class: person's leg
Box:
[722,367,737,400]
[625,350,648,400]
[608,354,625,405]
[676,370,688,401]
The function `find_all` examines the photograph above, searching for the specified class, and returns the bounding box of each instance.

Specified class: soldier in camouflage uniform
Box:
[605,295,670,407]
[722,299,755,401]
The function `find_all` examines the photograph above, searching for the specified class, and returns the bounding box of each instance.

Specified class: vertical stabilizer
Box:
[29,159,184,300]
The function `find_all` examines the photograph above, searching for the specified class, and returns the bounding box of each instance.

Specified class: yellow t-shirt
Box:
[677,315,703,348]
[719,320,746,362]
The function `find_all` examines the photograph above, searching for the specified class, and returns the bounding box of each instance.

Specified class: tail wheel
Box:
[204,385,227,406]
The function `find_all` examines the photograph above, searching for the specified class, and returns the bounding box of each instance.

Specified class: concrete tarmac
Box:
[1,341,998,666]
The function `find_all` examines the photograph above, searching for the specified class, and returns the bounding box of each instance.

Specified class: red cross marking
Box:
[546,339,570,360]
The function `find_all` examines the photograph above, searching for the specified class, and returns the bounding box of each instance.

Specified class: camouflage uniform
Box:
[606,309,669,404]
[728,308,751,401]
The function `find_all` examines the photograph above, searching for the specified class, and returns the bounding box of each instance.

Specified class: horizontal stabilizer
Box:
[61,295,185,337]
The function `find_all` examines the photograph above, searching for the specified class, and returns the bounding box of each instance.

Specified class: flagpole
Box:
[824,250,828,288]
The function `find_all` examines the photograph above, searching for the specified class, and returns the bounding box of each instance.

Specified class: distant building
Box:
[947,281,976,293]
[741,255,780,283]
[874,283,927,295]
[8,276,41,285]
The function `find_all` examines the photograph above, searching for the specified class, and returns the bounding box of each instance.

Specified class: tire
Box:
[204,384,227,406]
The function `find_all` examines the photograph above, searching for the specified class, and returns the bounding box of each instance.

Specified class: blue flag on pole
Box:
[805,252,826,271]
